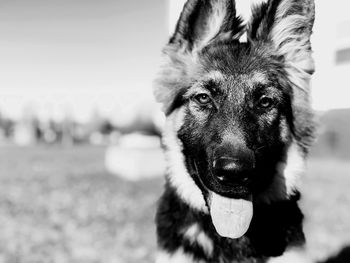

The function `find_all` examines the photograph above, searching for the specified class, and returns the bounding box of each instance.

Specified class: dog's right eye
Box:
[257,96,274,109]
[194,93,211,105]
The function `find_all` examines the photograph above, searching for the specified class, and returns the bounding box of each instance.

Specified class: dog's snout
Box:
[212,143,255,185]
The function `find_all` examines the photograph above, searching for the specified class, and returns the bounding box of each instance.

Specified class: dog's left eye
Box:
[258,96,274,109]
[194,93,211,105]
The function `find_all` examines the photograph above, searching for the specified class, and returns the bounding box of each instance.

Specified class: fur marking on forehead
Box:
[242,72,269,87]
[185,71,270,98]
[203,70,226,83]
[184,70,225,97]
[227,72,269,90]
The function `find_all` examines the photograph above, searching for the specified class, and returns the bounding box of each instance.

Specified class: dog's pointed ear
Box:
[170,0,243,50]
[248,0,315,88]
[154,0,243,114]
[248,0,316,150]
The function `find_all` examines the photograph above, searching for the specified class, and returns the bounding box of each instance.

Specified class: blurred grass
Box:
[0,146,163,263]
[301,158,350,262]
[0,146,349,263]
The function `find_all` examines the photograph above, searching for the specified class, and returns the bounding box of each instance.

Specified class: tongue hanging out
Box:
[209,192,253,239]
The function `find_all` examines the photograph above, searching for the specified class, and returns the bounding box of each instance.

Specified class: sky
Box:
[0,0,167,121]
[0,0,350,121]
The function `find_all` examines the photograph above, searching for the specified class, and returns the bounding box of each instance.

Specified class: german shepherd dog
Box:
[154,0,315,262]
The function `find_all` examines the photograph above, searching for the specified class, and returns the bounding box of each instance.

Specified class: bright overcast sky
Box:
[0,0,349,121]
[0,0,167,121]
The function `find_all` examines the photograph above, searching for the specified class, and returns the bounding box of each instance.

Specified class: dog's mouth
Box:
[208,191,253,239]
[192,160,254,239]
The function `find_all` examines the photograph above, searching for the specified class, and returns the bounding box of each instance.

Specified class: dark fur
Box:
[178,42,294,200]
[154,0,315,262]
[157,186,304,262]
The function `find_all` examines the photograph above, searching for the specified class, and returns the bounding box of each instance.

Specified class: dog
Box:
[154,0,316,262]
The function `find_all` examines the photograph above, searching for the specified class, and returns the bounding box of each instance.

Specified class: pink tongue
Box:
[210,192,253,239]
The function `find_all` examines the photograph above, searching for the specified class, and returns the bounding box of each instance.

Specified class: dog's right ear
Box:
[170,0,243,50]
[154,0,243,114]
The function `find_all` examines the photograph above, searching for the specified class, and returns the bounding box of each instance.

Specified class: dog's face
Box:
[155,0,315,238]
[177,43,294,200]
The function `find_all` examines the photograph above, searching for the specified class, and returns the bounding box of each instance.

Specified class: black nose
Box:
[212,145,255,185]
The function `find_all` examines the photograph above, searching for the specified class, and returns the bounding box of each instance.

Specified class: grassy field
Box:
[0,146,349,263]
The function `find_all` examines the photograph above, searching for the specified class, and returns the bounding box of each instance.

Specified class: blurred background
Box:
[0,0,349,262]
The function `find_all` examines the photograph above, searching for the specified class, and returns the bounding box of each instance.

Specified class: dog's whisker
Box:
[254,145,266,153]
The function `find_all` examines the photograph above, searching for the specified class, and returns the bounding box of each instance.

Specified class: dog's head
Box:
[155,0,315,238]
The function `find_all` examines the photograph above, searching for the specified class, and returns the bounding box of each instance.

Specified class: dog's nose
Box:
[212,144,255,185]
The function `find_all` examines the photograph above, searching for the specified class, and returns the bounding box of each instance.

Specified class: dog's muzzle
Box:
[207,141,255,239]
[212,142,255,186]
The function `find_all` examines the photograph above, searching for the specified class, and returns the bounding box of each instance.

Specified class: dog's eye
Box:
[258,96,274,109]
[194,93,211,105]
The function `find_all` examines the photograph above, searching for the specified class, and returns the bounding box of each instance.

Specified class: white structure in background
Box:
[105,133,165,181]
[168,0,350,111]
[311,0,350,111]
[13,107,38,146]
[104,98,166,180]
[13,122,37,146]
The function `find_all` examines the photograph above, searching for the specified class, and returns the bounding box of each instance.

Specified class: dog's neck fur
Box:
[156,184,305,262]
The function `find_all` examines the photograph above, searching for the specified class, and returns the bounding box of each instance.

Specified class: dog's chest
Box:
[156,188,305,263]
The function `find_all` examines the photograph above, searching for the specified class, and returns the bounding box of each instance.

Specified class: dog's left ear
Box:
[248,0,315,78]
[248,0,316,149]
